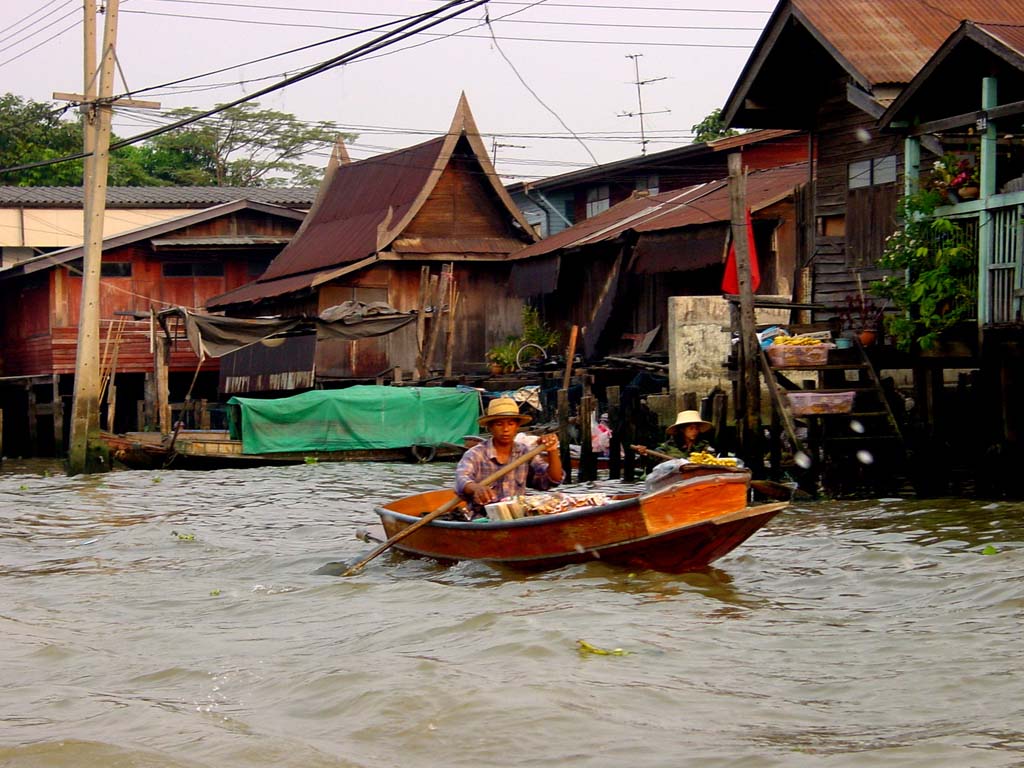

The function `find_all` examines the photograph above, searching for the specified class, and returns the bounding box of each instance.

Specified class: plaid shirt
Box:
[455,438,558,508]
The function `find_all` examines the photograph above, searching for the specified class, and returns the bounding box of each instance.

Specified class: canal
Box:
[1,459,1021,767]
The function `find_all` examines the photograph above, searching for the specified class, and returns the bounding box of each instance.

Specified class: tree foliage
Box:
[691,108,740,144]
[0,93,351,187]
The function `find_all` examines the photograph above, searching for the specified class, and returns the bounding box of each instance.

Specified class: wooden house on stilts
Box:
[207,94,539,391]
[722,0,1024,495]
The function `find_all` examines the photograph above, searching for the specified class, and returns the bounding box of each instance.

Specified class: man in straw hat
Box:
[455,397,562,515]
[637,409,715,461]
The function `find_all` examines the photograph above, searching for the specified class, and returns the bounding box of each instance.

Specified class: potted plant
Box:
[924,153,979,202]
[871,190,976,352]
[839,288,886,346]
[486,338,520,374]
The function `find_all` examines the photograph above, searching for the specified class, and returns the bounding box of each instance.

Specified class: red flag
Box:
[721,209,760,294]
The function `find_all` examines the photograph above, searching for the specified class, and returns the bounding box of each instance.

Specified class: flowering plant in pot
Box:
[924,153,979,201]
[871,190,975,352]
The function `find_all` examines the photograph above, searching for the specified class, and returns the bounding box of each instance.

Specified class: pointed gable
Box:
[209,94,536,308]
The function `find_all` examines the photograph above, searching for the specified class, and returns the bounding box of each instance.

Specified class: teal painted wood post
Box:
[978,77,998,325]
[903,136,920,197]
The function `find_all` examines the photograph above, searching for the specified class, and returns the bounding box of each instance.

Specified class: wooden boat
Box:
[374,465,786,573]
[102,430,465,471]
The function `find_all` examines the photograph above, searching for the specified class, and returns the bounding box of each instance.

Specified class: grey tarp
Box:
[178,301,416,360]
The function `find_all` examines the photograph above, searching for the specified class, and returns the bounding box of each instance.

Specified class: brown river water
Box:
[1,459,1022,767]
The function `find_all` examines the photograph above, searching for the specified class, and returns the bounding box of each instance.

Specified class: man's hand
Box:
[539,433,559,456]
[465,481,496,505]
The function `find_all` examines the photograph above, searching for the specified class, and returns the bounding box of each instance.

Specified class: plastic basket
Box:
[787,390,856,415]
[766,343,833,367]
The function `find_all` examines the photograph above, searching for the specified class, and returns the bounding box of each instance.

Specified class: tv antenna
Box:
[491,137,527,171]
[618,54,670,155]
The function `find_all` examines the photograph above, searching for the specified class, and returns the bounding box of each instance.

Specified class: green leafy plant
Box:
[872,190,976,352]
[521,305,561,351]
[486,306,560,372]
[486,338,521,371]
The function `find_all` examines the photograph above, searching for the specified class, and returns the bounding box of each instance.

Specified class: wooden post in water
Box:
[443,277,459,378]
[578,392,596,481]
[52,375,64,456]
[557,388,571,484]
[728,152,762,466]
[620,385,639,482]
[414,266,430,380]
[607,385,621,479]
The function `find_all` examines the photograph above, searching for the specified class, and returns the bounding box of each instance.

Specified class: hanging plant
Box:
[871,190,976,352]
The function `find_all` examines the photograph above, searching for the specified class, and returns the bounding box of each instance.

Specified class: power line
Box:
[0,0,73,45]
[119,8,759,47]
[136,0,765,31]
[0,0,489,176]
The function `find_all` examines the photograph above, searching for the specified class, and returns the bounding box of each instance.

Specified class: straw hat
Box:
[478,397,532,427]
[666,409,712,436]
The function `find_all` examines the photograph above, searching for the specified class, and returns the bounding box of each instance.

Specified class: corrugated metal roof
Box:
[976,20,1024,56]
[511,162,809,261]
[0,185,317,208]
[793,0,1024,86]
[725,0,1024,126]
[881,20,1024,125]
[258,138,446,282]
[505,129,800,194]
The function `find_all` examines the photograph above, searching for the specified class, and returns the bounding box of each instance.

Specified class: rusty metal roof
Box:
[511,162,809,261]
[881,20,1024,125]
[209,94,538,309]
[258,137,446,282]
[0,185,316,209]
[725,0,1024,127]
[799,0,1024,85]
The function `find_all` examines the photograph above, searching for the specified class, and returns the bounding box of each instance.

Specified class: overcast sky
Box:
[0,0,777,183]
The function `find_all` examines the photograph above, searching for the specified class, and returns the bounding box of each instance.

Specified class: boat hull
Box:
[102,431,463,470]
[375,469,786,573]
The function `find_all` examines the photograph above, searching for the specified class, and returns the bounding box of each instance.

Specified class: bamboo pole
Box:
[443,280,459,378]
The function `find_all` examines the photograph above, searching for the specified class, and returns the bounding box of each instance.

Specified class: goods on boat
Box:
[373,464,786,573]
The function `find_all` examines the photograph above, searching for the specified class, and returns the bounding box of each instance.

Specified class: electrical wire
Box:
[0,0,489,176]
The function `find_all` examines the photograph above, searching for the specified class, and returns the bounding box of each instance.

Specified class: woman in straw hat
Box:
[455,397,562,515]
[639,409,715,460]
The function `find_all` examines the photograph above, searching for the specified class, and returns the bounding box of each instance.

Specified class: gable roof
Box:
[511,162,810,261]
[723,0,1024,128]
[208,94,536,309]
[0,185,317,209]
[880,21,1024,127]
[505,129,800,195]
[0,199,305,278]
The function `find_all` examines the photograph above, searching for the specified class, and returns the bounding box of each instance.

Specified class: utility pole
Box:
[618,54,669,155]
[728,152,761,467]
[62,0,157,474]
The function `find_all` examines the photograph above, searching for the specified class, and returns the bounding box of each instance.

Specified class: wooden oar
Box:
[630,444,798,500]
[342,442,548,576]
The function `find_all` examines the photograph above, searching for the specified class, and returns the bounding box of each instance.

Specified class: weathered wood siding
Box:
[811,82,904,317]
[0,209,298,378]
[814,85,902,217]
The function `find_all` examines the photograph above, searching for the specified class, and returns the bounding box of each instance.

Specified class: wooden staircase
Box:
[760,336,907,496]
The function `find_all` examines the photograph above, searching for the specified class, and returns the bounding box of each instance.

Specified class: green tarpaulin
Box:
[227,386,480,455]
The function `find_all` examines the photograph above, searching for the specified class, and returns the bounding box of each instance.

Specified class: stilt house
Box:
[207,94,538,389]
[0,200,306,456]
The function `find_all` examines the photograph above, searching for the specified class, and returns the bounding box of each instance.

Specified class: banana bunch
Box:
[689,452,739,466]
[771,336,822,346]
